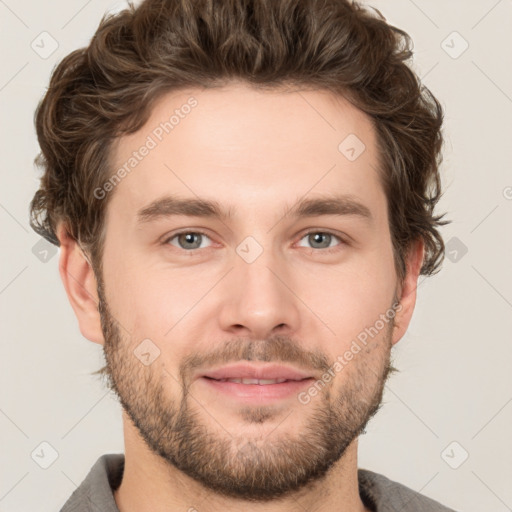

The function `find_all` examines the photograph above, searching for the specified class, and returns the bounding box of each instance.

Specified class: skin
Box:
[57,82,424,512]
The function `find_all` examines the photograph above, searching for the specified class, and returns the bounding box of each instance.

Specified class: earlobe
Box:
[56,223,105,345]
[391,239,424,346]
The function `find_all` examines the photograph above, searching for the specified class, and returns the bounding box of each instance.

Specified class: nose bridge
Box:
[217,235,301,336]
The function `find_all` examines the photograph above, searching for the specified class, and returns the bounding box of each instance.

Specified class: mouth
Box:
[200,362,314,382]
[197,364,315,402]
[203,376,311,385]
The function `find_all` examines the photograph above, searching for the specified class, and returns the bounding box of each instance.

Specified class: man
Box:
[29,0,454,510]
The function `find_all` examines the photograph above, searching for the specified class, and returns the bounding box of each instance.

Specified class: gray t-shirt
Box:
[59,453,457,511]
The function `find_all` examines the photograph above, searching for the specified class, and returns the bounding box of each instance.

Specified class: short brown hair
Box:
[29,0,449,282]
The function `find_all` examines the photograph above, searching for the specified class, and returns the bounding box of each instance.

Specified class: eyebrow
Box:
[136,194,373,225]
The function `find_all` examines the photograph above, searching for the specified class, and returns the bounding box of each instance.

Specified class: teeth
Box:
[218,378,288,385]
[258,378,286,385]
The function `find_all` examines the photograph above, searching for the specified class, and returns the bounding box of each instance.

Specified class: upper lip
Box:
[200,363,313,381]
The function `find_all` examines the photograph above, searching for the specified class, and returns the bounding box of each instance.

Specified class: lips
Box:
[200,363,313,384]
[198,363,315,402]
[213,377,288,385]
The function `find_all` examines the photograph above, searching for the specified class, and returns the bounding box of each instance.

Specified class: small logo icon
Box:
[236,441,258,463]
[441,441,469,469]
[31,441,59,469]
[133,338,160,366]
[32,238,58,263]
[338,134,366,161]
[441,31,469,59]
[236,236,264,264]
[445,236,468,263]
[31,31,59,59]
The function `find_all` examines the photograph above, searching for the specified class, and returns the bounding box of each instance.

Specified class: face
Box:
[96,83,401,500]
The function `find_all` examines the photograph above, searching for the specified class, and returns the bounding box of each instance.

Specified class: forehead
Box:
[107,83,384,226]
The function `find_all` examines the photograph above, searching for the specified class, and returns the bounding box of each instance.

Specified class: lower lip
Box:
[199,377,314,402]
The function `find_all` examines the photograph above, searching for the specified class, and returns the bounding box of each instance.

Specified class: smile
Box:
[208,377,298,385]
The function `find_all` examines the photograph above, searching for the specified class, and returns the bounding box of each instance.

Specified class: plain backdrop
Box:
[1,1,511,510]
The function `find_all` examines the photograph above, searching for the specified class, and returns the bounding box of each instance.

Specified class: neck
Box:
[114,410,371,512]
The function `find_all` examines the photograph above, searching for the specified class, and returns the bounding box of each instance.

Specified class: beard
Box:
[96,281,397,502]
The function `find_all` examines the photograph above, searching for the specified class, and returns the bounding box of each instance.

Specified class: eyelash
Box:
[162,229,347,255]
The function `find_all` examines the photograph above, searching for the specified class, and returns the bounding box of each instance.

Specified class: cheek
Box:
[101,217,397,357]
[113,269,206,362]
[100,257,164,344]
[301,246,396,346]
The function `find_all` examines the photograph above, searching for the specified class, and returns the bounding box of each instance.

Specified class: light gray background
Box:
[1,0,511,510]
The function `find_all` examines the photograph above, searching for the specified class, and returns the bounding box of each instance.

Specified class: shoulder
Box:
[59,453,124,512]
[358,468,458,512]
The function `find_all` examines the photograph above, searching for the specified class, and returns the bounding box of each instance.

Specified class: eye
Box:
[164,230,213,251]
[297,230,345,253]
[162,229,346,254]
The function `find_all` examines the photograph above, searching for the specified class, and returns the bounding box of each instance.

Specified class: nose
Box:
[216,247,302,340]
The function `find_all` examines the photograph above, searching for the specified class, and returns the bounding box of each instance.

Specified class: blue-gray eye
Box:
[167,232,212,250]
[165,230,343,252]
[298,232,342,250]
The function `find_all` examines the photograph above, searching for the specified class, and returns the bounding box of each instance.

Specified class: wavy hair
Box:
[30,0,449,283]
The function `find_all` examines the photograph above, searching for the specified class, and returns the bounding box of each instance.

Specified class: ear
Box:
[56,223,105,345]
[391,239,424,346]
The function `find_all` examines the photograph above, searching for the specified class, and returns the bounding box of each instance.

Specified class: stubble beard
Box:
[97,284,396,502]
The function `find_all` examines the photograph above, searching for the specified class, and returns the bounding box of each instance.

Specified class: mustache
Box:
[179,335,331,383]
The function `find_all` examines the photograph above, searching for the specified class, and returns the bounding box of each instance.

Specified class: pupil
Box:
[312,233,329,248]
[181,233,200,248]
